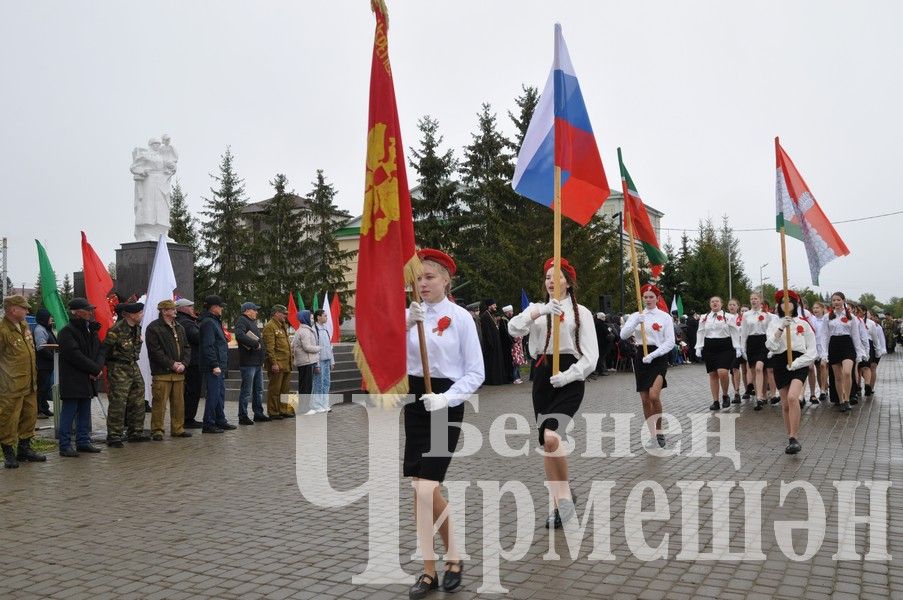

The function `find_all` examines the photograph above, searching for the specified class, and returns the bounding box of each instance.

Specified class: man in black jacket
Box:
[146,299,192,440]
[175,298,202,428]
[234,301,265,425]
[56,298,104,456]
[199,296,233,433]
[33,308,57,418]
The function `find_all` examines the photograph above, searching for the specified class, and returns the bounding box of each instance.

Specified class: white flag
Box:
[321,291,334,341]
[139,235,178,404]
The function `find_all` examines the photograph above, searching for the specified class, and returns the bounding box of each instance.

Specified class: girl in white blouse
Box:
[620,283,674,448]
[695,296,742,411]
[810,301,829,403]
[508,257,598,530]
[865,309,887,396]
[817,292,867,413]
[765,290,817,454]
[741,291,775,410]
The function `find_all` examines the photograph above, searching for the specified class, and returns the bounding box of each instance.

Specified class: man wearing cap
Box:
[0,295,45,468]
[175,298,202,428]
[57,298,105,456]
[263,305,293,419]
[102,302,150,446]
[145,299,192,440]
[199,295,233,433]
[479,299,506,385]
[234,301,266,425]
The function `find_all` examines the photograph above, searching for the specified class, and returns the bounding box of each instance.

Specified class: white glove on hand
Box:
[538,298,564,317]
[549,369,578,388]
[789,358,806,370]
[781,316,794,328]
[406,302,424,329]
[421,393,449,412]
[735,348,743,358]
[642,353,654,364]
[625,312,643,329]
[695,348,703,359]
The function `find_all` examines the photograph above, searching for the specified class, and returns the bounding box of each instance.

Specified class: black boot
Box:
[721,395,730,409]
[2,444,19,469]
[17,438,47,462]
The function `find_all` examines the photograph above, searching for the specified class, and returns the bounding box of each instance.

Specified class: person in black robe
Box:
[498,305,516,383]
[685,311,700,362]
[479,299,506,385]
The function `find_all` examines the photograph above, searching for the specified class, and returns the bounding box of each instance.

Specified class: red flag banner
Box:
[287,291,300,330]
[80,231,115,340]
[354,0,420,398]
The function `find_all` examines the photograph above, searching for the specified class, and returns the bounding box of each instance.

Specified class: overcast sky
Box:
[2,1,901,301]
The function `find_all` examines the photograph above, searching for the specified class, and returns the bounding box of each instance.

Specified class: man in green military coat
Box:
[263,305,293,418]
[102,303,150,447]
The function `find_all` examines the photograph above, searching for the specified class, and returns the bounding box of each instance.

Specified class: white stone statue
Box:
[130,134,178,241]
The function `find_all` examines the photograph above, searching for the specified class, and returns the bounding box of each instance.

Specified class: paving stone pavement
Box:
[2,352,902,599]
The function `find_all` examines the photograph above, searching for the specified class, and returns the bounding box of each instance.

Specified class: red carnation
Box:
[758,314,765,321]
[433,316,452,336]
[841,317,849,324]
[796,325,805,335]
[652,322,662,332]
[716,314,724,321]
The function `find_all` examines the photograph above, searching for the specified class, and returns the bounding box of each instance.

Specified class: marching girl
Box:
[620,284,674,448]
[761,301,781,405]
[741,291,774,410]
[727,299,745,404]
[852,304,871,402]
[404,249,484,599]
[765,290,818,454]
[695,296,742,411]
[817,292,867,413]
[509,257,598,529]
[864,309,887,397]
[810,301,829,403]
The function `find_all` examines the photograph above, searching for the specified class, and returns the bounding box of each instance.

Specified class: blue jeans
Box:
[311,360,331,412]
[202,371,227,427]
[58,397,91,449]
[238,366,264,418]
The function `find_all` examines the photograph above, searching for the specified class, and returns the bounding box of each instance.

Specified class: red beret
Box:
[774,289,800,303]
[640,283,662,297]
[418,248,456,276]
[543,257,577,282]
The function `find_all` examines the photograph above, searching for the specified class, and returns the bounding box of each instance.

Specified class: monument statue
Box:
[130,134,178,242]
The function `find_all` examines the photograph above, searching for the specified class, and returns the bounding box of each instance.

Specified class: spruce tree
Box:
[31,273,44,312]
[508,84,539,149]
[60,273,73,305]
[256,173,308,310]
[169,180,212,298]
[305,170,355,314]
[200,147,251,314]
[408,116,460,251]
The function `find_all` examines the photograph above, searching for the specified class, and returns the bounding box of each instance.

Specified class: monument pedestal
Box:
[115,241,195,301]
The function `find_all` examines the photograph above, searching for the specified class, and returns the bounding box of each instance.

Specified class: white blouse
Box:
[695,311,741,352]
[817,309,868,360]
[406,296,485,406]
[764,317,818,369]
[620,307,675,360]
[866,319,887,357]
[508,299,599,381]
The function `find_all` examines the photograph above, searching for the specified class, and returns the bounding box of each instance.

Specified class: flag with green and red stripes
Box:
[617,148,667,277]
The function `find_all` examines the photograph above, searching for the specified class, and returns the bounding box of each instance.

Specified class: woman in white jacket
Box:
[765,290,817,454]
[291,310,320,405]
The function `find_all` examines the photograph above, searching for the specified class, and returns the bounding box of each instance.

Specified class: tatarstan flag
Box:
[775,137,849,285]
[354,0,419,398]
[617,148,667,277]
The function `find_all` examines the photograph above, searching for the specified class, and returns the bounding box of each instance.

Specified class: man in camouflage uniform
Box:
[0,295,46,468]
[263,304,293,419]
[102,302,149,447]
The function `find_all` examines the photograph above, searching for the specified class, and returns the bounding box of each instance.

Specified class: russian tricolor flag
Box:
[512,24,610,226]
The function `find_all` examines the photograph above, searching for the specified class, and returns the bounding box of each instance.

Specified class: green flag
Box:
[35,240,69,328]
[312,293,319,312]
[296,291,305,311]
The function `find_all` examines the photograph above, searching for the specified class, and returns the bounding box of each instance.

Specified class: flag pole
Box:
[552,166,562,375]
[409,282,432,394]
[625,211,649,356]
[776,137,793,368]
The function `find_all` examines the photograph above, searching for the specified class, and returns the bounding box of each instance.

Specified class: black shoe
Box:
[849,398,859,405]
[202,426,224,434]
[799,399,805,409]
[183,420,203,429]
[128,433,151,442]
[656,434,666,448]
[76,444,102,453]
[269,413,284,420]
[107,438,124,448]
[59,447,79,457]
[785,438,802,454]
[819,392,828,403]
[810,395,819,405]
[721,395,730,409]
[709,401,720,411]
[173,431,193,438]
[2,444,19,469]
[741,392,751,400]
[865,385,874,397]
[745,384,755,396]
[409,573,439,599]
[17,438,47,462]
[442,561,463,593]
[754,399,765,411]
[217,422,237,430]
[282,412,296,419]
[253,414,271,422]
[732,393,741,404]
[144,401,152,413]
[545,508,562,529]
[770,396,781,405]
[839,402,851,413]
[152,433,164,441]
[238,416,255,425]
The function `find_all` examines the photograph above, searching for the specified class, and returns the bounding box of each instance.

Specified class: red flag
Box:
[80,231,115,340]
[287,291,300,330]
[354,0,420,397]
[330,294,341,343]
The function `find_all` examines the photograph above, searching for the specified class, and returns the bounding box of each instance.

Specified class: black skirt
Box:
[532,354,584,445]
[403,376,464,482]
[632,345,668,392]
[703,336,734,373]
[773,351,809,389]
[828,334,856,365]
[869,344,880,365]
[745,334,768,366]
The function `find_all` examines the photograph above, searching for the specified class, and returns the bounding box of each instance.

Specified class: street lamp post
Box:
[610,211,624,314]
[759,263,769,291]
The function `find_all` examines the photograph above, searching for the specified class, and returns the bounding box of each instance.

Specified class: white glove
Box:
[406,302,424,329]
[789,358,806,370]
[735,348,743,358]
[781,316,794,328]
[549,369,578,388]
[695,348,702,359]
[538,298,564,317]
[625,312,643,329]
[641,353,654,364]
[421,393,449,411]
